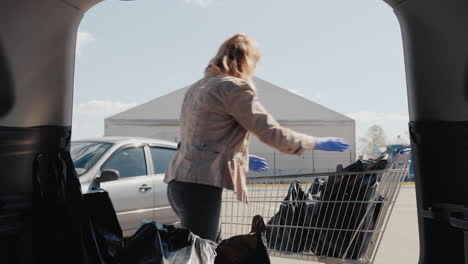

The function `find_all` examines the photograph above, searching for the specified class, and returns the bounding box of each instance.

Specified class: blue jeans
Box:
[167,180,222,241]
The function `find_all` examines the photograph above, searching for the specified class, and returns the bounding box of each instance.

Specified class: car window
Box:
[102,147,147,178]
[150,147,176,174]
[71,142,113,176]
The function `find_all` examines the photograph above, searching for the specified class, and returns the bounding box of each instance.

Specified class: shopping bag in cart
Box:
[266,180,323,253]
[266,159,387,259]
[215,215,270,264]
[309,163,385,259]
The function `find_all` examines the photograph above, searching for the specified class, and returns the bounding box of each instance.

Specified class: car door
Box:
[100,145,154,234]
[148,146,178,224]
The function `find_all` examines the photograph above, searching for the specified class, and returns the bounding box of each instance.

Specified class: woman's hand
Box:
[249,154,269,172]
[314,137,349,152]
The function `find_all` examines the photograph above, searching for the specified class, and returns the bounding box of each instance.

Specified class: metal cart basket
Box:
[220,153,410,264]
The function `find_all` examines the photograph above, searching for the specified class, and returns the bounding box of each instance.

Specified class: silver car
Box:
[71,137,179,237]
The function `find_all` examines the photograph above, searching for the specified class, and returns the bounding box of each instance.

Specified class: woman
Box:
[165,33,349,241]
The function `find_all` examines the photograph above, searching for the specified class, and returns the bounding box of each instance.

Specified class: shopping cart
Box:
[220,153,411,264]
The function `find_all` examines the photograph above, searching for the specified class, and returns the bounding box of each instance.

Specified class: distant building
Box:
[105,77,356,175]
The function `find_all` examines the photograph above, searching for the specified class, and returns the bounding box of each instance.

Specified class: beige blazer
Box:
[164,75,315,202]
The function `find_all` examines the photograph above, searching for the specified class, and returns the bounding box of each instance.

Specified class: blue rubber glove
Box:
[314,137,349,152]
[249,154,269,172]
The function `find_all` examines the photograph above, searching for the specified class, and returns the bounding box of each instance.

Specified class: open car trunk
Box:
[0,0,467,263]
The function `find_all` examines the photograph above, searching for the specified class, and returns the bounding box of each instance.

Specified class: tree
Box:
[392,134,409,145]
[358,125,387,159]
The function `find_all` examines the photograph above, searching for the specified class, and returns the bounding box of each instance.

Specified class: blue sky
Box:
[73,0,410,150]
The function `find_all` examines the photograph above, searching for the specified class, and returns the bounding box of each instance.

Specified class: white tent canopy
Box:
[107,77,352,124]
[105,77,355,175]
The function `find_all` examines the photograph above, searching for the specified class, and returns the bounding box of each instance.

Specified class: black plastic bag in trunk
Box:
[29,126,103,264]
[117,221,217,264]
[82,191,124,263]
[215,215,270,264]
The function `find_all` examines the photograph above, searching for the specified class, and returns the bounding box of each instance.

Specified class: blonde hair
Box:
[205,34,261,80]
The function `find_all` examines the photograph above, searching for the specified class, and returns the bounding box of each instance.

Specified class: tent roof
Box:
[106,77,353,124]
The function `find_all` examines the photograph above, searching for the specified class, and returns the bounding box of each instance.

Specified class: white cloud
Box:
[346,111,409,122]
[75,100,138,115]
[76,31,96,56]
[72,100,137,140]
[184,0,213,7]
[72,120,103,140]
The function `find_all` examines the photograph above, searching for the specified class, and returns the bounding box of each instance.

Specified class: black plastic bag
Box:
[215,215,270,264]
[83,191,124,263]
[31,129,103,264]
[266,181,322,253]
[308,168,383,259]
[266,160,387,259]
[117,220,216,264]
